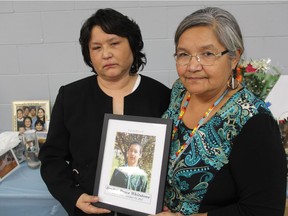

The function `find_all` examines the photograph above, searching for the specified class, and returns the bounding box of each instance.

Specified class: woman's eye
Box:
[177,53,189,57]
[202,51,215,57]
[91,46,100,50]
[111,42,120,46]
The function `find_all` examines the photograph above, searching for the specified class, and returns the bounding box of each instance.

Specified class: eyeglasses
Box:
[173,50,229,66]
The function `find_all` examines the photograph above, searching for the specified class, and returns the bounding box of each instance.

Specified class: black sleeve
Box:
[208,113,287,216]
[39,87,84,215]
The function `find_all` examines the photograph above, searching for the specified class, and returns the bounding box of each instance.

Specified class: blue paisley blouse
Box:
[162,79,287,216]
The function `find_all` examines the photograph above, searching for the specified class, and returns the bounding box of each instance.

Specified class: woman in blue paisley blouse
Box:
[152,7,287,216]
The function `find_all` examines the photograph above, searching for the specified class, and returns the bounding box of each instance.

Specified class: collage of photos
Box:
[12,100,50,148]
[13,101,50,132]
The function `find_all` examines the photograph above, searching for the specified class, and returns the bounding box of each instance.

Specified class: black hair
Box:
[128,141,143,154]
[17,108,23,113]
[37,107,46,123]
[24,116,32,125]
[23,106,30,111]
[34,119,45,128]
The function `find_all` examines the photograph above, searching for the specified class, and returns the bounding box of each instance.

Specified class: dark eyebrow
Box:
[175,47,188,52]
[105,36,120,43]
[90,36,121,46]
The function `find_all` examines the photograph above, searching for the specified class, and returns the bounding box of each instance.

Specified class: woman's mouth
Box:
[103,63,116,69]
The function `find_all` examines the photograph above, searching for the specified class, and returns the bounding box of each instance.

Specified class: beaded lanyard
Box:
[171,89,229,160]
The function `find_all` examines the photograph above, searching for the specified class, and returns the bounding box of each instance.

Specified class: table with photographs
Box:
[0,162,66,216]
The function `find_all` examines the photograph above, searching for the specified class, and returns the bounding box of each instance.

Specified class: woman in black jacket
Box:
[39,8,171,216]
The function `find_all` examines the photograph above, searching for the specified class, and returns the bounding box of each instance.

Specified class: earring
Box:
[228,69,239,90]
[231,76,235,89]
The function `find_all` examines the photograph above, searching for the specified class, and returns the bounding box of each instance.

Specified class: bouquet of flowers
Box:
[236,58,281,101]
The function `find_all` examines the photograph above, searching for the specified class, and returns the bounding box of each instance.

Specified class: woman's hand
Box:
[76,193,111,214]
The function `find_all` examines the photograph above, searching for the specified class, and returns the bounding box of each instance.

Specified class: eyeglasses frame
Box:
[173,49,230,66]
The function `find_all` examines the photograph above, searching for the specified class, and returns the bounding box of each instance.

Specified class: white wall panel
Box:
[0,1,287,132]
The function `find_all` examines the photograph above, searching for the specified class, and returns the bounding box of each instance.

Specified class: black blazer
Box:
[39,74,171,216]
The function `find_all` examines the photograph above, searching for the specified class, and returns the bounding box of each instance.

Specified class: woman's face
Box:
[24,108,30,116]
[35,123,43,131]
[89,26,134,81]
[17,110,23,119]
[24,118,31,127]
[176,26,239,96]
[37,109,44,118]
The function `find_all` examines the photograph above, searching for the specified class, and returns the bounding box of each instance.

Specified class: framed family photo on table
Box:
[12,100,50,132]
[93,114,172,216]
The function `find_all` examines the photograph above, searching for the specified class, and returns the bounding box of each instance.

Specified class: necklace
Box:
[171,89,229,160]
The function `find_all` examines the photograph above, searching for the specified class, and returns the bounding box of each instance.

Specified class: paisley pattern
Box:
[162,79,271,215]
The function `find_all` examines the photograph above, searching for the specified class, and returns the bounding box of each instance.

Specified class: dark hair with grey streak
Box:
[79,8,146,74]
[174,7,244,59]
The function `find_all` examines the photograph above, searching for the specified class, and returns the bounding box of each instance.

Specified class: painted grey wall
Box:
[1,1,287,132]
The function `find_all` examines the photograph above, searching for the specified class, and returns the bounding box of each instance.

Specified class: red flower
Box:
[245,63,257,73]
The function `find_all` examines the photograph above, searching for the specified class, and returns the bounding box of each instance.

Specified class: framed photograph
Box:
[12,100,50,132]
[93,114,172,216]
[0,149,20,182]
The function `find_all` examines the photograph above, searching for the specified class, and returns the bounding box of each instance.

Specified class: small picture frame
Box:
[36,131,48,148]
[12,100,50,132]
[0,149,20,182]
[93,114,172,216]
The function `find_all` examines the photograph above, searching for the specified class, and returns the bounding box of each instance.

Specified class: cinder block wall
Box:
[1,1,287,132]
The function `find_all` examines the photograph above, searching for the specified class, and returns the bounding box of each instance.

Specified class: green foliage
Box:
[242,72,280,101]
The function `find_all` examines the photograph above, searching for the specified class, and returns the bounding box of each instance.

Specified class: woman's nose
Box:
[102,47,112,59]
[186,56,202,72]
